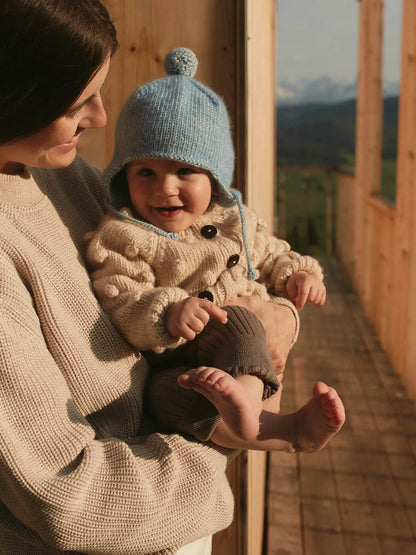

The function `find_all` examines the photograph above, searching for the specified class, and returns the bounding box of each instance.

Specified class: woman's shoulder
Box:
[33,156,108,209]
[59,156,105,192]
[34,155,103,189]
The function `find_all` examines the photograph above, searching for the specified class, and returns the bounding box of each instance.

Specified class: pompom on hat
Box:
[105,47,235,208]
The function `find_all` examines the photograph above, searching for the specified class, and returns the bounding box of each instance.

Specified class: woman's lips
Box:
[58,135,80,151]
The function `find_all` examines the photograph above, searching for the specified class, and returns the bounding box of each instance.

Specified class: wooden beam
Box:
[245,0,276,229]
[353,0,384,300]
[392,0,416,399]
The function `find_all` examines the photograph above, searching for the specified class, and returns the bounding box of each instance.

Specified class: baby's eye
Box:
[177,167,196,176]
[137,168,155,177]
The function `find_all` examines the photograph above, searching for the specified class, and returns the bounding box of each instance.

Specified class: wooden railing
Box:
[276,166,341,256]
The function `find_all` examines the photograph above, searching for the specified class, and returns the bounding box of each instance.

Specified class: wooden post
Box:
[353,0,384,301]
[239,2,276,553]
[303,173,311,247]
[391,0,416,399]
[326,170,334,255]
[245,0,276,229]
[278,171,287,238]
[334,0,416,404]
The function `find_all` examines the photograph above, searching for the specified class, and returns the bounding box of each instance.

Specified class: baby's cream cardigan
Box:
[87,202,323,354]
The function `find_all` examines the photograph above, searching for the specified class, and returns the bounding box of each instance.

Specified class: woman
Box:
[0,1,297,553]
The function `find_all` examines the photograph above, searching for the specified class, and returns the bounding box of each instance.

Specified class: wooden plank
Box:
[212,456,244,555]
[245,0,276,229]
[243,3,276,554]
[353,0,384,303]
[366,200,394,350]
[335,171,355,283]
[393,0,416,399]
[366,198,395,354]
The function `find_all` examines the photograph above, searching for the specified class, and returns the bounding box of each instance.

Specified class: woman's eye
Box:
[65,108,81,120]
[178,167,195,176]
[138,168,154,177]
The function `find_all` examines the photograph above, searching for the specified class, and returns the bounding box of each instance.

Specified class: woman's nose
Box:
[80,95,107,129]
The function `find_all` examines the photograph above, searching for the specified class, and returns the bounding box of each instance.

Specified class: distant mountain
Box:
[277,76,399,106]
[277,96,398,167]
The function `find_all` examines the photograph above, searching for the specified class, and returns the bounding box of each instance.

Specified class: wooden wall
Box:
[336,0,416,402]
[78,1,277,554]
[335,171,355,284]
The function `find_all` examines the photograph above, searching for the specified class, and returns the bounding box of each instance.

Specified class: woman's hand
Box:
[222,296,296,379]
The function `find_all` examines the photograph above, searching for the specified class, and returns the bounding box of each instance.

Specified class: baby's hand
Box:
[286,271,326,311]
[166,297,228,340]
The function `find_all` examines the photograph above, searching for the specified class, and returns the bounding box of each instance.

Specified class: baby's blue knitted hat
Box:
[106,47,257,280]
[105,47,235,207]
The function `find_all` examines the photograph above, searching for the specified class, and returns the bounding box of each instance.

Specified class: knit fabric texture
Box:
[106,47,235,208]
[0,157,234,553]
[86,202,316,355]
[196,305,279,399]
[146,305,279,441]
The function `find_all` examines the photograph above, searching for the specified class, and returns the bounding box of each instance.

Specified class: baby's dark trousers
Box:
[145,305,279,441]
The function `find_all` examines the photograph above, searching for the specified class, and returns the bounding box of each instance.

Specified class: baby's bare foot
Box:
[178,366,261,440]
[293,381,345,452]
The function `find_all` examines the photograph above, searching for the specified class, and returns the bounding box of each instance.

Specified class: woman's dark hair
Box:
[0,0,119,144]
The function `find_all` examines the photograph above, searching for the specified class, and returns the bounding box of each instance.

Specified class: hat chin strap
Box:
[231,189,258,280]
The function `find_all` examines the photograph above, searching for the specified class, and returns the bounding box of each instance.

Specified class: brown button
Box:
[201,225,217,239]
[227,254,240,268]
[198,291,214,302]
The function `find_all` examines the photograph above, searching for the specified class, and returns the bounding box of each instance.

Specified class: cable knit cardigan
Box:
[0,156,233,554]
[86,202,323,354]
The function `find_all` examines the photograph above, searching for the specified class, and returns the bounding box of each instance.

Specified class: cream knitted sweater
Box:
[86,203,323,353]
[0,157,233,554]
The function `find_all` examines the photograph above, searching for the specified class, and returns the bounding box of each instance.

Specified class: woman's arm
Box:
[0,254,233,553]
[223,296,297,413]
[223,296,296,377]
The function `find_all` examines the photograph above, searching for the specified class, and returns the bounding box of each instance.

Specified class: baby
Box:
[86,48,344,452]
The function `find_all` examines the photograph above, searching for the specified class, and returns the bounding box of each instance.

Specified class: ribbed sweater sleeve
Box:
[248,207,324,296]
[0,159,234,554]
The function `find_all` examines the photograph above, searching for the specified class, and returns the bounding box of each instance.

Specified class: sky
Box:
[276,0,403,86]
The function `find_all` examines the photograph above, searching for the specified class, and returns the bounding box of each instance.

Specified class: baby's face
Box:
[126,158,213,233]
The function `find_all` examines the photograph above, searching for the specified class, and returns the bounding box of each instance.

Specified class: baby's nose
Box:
[158,173,180,195]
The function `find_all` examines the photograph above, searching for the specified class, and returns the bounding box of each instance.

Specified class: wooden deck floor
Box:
[265,257,416,555]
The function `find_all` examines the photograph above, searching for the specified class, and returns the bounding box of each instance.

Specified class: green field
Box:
[276,169,335,256]
[275,98,398,254]
[276,161,396,256]
[381,159,397,201]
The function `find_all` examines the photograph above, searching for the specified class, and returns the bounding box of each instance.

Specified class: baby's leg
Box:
[258,381,345,452]
[180,371,345,452]
[178,367,264,440]
[197,305,279,400]
[179,305,280,442]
